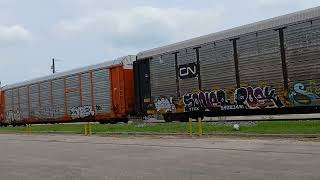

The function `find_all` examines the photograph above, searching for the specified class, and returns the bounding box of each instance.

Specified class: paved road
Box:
[0,134,319,180]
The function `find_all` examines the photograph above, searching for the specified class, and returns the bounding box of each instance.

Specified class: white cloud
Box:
[55,6,225,47]
[255,0,318,11]
[0,25,32,43]
[1,1,319,85]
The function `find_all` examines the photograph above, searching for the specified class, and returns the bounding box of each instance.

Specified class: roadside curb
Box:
[95,132,320,139]
[1,131,319,139]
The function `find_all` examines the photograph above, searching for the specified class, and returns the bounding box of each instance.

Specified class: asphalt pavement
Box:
[0,134,319,180]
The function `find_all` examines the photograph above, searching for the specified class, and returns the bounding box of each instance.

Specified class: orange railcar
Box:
[0,56,135,126]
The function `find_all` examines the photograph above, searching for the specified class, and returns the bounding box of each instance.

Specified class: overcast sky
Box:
[0,0,319,85]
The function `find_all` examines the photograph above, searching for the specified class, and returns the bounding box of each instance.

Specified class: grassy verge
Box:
[0,121,320,135]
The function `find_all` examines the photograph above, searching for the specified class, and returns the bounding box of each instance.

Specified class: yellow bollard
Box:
[28,124,32,134]
[25,124,28,133]
[88,122,92,135]
[84,123,88,135]
[198,117,203,137]
[188,118,193,136]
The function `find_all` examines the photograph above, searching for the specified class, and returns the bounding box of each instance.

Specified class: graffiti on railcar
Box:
[6,110,21,122]
[70,105,95,119]
[37,105,62,118]
[183,86,284,112]
[289,82,320,106]
[154,97,176,113]
[183,90,244,111]
[235,86,284,109]
[29,105,63,118]
[305,80,320,94]
[148,85,287,114]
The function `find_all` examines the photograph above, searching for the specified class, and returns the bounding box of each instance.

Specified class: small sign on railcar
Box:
[178,62,199,79]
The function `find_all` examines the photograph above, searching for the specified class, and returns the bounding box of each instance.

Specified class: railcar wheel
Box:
[122,118,129,124]
[163,114,173,122]
[109,119,117,124]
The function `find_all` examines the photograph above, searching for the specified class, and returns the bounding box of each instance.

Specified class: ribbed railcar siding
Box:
[52,78,65,118]
[285,20,320,87]
[19,87,28,119]
[93,69,111,113]
[29,84,39,118]
[81,72,92,107]
[137,7,320,60]
[178,48,199,95]
[149,53,177,98]
[238,29,283,90]
[66,75,80,115]
[200,40,236,90]
[5,90,12,115]
[12,89,19,113]
[39,81,51,118]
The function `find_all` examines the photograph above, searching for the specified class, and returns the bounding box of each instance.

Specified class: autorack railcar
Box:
[134,6,320,121]
[0,56,135,126]
[1,7,320,126]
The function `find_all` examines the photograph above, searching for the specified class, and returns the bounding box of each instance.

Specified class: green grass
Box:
[0,121,320,135]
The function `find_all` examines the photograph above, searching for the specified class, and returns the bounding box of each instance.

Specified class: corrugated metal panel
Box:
[5,90,12,113]
[200,40,236,89]
[12,89,19,112]
[39,81,51,118]
[3,56,135,91]
[285,20,320,87]
[93,69,111,113]
[66,75,80,115]
[238,29,283,90]
[52,79,65,118]
[178,48,199,95]
[81,73,92,107]
[19,86,28,119]
[29,84,39,118]
[149,53,177,98]
[138,7,320,59]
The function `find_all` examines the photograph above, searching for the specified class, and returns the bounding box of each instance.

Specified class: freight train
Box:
[1,7,320,126]
[0,56,135,126]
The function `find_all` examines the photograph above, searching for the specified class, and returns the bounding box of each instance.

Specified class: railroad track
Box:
[142,113,320,124]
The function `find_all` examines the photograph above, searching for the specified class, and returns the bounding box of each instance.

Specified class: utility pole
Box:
[52,58,56,74]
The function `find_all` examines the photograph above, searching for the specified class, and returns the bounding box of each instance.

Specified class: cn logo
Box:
[178,62,198,79]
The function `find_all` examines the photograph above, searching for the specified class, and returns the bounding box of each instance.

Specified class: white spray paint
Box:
[70,105,95,119]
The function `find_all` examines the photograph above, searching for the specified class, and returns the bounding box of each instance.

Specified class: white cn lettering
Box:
[180,66,196,77]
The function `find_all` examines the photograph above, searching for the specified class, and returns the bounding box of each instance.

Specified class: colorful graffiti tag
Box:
[289,82,320,106]
[154,97,176,113]
[235,86,284,109]
[183,90,242,111]
[70,105,95,119]
[183,86,284,112]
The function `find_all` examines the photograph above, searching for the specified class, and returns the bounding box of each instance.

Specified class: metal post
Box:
[88,122,92,135]
[188,118,193,136]
[25,124,28,133]
[52,58,56,74]
[198,117,203,136]
[26,124,32,134]
[84,123,88,135]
